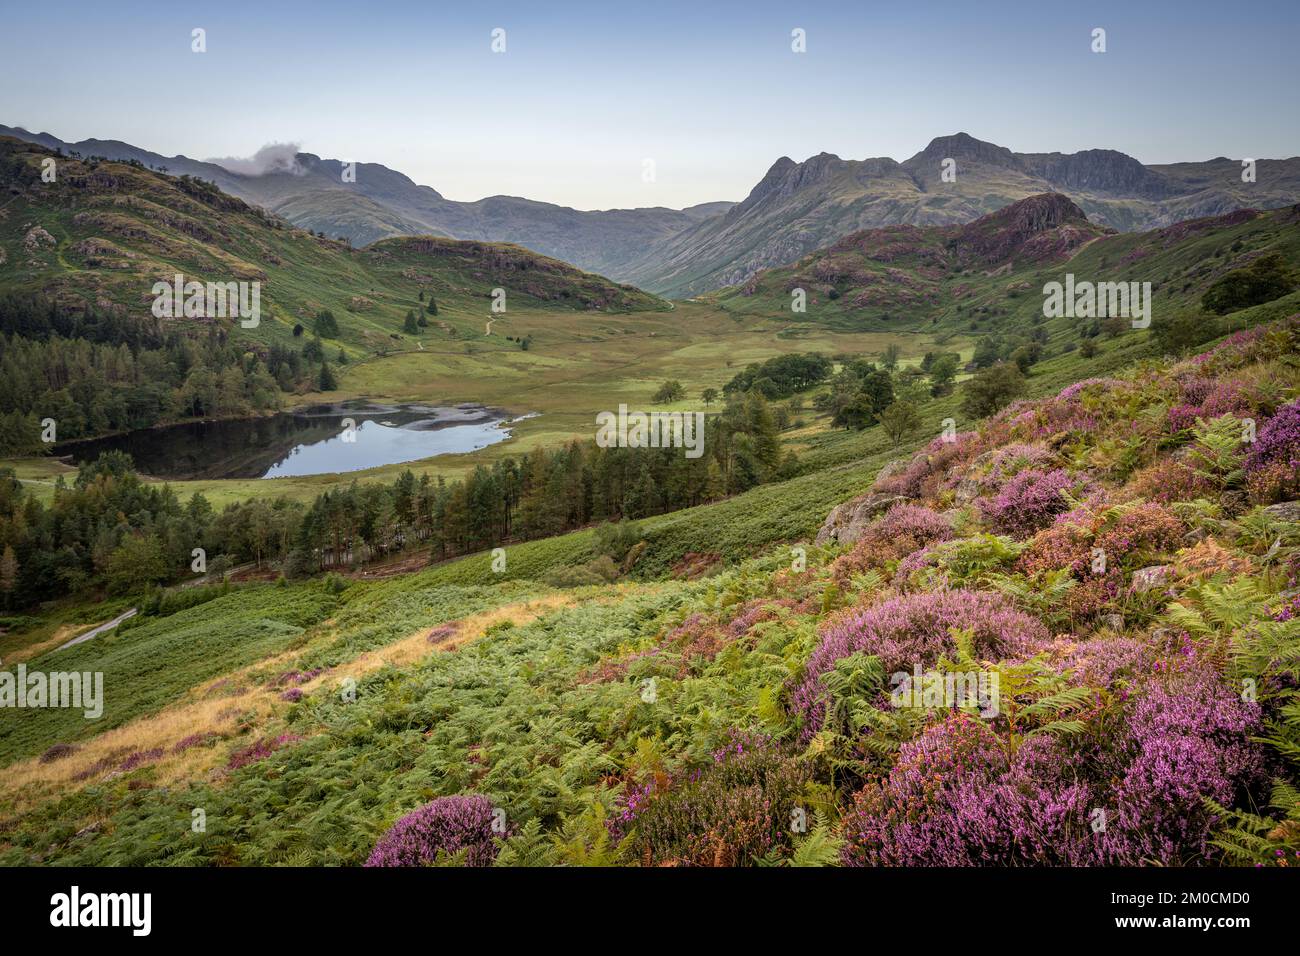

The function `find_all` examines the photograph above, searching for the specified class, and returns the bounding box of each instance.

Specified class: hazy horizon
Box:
[2,0,1298,210]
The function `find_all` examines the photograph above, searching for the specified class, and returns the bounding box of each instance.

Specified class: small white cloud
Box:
[207,142,304,176]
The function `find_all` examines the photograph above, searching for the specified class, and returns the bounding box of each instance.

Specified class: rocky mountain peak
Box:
[905,132,1022,170]
[953,192,1102,264]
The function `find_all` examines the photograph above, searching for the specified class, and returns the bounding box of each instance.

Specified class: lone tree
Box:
[318,362,338,391]
[403,310,420,335]
[701,387,718,406]
[928,353,959,396]
[879,401,922,448]
[1152,312,1219,355]
[427,297,439,316]
[314,309,340,338]
[652,380,685,403]
[960,362,1026,418]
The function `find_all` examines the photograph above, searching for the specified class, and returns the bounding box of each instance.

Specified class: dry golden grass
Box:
[0,591,582,819]
[4,624,86,664]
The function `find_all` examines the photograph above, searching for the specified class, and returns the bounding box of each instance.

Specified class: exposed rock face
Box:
[1020,149,1178,200]
[815,493,908,546]
[950,193,1102,267]
[1263,500,1300,524]
[23,224,55,252]
[903,132,1023,173]
[871,457,911,490]
[1131,565,1173,593]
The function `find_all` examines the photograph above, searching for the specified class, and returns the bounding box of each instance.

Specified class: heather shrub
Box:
[834,504,955,580]
[1099,659,1267,865]
[841,643,1269,867]
[1244,399,1300,503]
[979,442,1053,490]
[227,733,303,770]
[1042,635,1152,689]
[1125,458,1217,504]
[39,743,77,764]
[119,748,163,772]
[841,715,1097,866]
[1167,379,1255,435]
[1017,501,1183,621]
[1056,377,1125,404]
[172,732,218,754]
[875,433,979,499]
[365,794,501,867]
[1020,501,1183,578]
[792,589,1047,735]
[860,504,953,558]
[617,732,809,866]
[982,468,1092,538]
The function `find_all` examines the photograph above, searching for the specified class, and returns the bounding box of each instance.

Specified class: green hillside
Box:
[711,194,1300,339]
[2,310,1297,867]
[0,136,666,359]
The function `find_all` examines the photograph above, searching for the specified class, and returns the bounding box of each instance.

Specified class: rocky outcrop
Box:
[1263,500,1300,524]
[815,493,908,546]
[1131,565,1173,593]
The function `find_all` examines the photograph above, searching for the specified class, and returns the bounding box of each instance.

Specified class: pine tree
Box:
[0,544,17,607]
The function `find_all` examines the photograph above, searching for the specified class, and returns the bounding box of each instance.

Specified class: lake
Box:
[58,402,516,480]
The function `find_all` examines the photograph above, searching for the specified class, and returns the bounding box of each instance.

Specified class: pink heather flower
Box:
[841,715,1097,866]
[871,503,954,543]
[119,748,164,772]
[227,733,304,770]
[980,442,1053,490]
[365,795,502,867]
[876,433,979,498]
[171,732,218,754]
[1100,661,1267,865]
[982,468,1092,538]
[1056,377,1123,403]
[791,589,1047,736]
[1245,399,1300,475]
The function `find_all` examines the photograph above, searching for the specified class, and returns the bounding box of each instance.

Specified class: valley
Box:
[2,128,1300,874]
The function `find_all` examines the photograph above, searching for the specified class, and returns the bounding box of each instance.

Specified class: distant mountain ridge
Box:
[623,132,1300,297]
[0,124,734,281]
[0,136,664,355]
[6,125,1298,300]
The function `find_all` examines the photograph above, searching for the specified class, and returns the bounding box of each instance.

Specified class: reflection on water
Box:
[58,403,515,480]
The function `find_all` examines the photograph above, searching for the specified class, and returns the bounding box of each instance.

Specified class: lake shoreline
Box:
[55,401,526,481]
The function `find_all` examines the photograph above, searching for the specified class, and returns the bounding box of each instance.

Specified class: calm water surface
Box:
[59,402,516,480]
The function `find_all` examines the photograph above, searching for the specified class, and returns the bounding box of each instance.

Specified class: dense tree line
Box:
[1202,253,1295,315]
[0,393,789,608]
[723,352,833,399]
[0,294,337,454]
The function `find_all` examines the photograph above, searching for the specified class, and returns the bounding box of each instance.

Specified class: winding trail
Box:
[54,608,137,652]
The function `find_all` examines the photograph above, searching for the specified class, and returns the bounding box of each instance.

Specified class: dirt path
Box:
[55,608,137,651]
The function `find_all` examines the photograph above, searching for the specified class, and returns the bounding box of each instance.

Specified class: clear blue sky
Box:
[2,0,1296,210]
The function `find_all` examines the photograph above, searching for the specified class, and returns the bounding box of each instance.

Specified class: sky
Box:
[1,0,1297,211]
